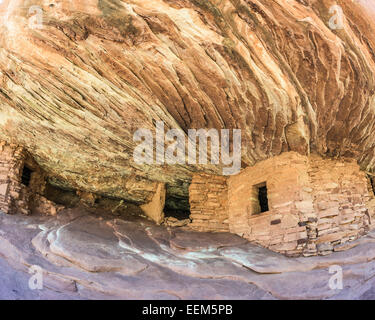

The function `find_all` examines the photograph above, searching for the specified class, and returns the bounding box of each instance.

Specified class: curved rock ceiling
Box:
[0,0,374,207]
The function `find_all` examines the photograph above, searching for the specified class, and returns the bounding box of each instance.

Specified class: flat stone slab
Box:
[1,209,375,299]
[170,230,247,252]
[219,245,311,274]
[48,216,148,275]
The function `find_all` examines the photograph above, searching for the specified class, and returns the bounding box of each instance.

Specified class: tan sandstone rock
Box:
[0,0,374,207]
[140,182,166,225]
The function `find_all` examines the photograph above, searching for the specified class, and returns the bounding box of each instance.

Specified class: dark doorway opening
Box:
[164,193,191,221]
[258,184,269,213]
[368,175,375,196]
[21,166,33,187]
[164,208,190,220]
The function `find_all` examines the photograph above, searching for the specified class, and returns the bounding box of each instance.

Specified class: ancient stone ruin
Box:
[2,0,375,300]
[0,141,62,216]
[189,152,375,256]
[0,0,375,267]
[3,137,375,258]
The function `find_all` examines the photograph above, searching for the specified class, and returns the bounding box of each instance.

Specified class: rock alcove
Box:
[0,0,375,258]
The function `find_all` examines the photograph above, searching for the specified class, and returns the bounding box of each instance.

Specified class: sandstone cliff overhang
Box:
[0,0,375,207]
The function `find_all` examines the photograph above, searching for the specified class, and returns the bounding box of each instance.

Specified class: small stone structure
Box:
[0,141,62,216]
[189,152,375,256]
[140,182,166,225]
[189,174,229,232]
[0,141,169,221]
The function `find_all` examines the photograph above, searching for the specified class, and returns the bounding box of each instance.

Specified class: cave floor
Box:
[1,207,375,300]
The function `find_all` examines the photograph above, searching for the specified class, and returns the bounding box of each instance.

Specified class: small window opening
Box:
[258,185,269,213]
[253,182,269,215]
[367,175,375,196]
[21,166,33,187]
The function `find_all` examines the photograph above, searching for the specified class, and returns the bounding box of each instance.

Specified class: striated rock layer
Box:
[0,0,375,206]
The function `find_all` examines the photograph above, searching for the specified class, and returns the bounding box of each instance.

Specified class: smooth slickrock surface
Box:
[0,0,375,205]
[0,207,375,299]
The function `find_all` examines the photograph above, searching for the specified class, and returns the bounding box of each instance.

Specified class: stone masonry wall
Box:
[188,152,375,257]
[0,141,61,216]
[189,173,229,232]
[0,142,30,214]
[306,155,372,255]
[227,152,312,256]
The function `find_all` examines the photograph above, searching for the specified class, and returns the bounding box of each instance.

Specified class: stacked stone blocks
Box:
[189,152,375,256]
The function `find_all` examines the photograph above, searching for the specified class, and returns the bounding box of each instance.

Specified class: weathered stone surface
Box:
[3,208,375,299]
[0,0,374,206]
[48,216,148,274]
[140,182,166,224]
[164,216,190,228]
